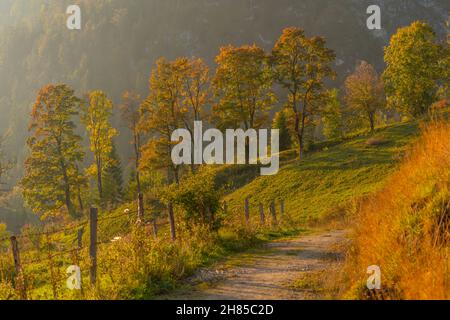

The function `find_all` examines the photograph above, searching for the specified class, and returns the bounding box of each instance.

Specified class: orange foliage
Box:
[345,119,450,300]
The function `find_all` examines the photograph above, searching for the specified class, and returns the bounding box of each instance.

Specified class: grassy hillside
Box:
[224,121,420,224]
[343,119,450,299]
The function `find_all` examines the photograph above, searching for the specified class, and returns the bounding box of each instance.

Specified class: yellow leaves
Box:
[82,90,117,158]
[139,56,210,173]
[213,44,274,129]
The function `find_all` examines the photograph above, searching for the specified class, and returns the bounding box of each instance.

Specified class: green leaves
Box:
[22,84,85,219]
[383,21,443,117]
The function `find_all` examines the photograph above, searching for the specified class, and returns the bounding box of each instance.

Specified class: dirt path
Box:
[165,229,347,300]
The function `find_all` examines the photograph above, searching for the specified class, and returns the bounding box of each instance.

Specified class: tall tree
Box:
[139,58,184,185]
[178,57,210,172]
[383,21,442,117]
[179,57,210,125]
[81,90,118,203]
[120,91,143,194]
[212,45,275,130]
[22,84,84,219]
[271,27,335,159]
[345,61,385,132]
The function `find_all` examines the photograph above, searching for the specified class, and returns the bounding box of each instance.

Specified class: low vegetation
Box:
[342,119,449,300]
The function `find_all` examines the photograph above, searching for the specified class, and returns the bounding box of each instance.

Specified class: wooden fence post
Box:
[270,201,278,225]
[244,198,250,224]
[10,236,27,300]
[137,193,145,221]
[168,203,176,241]
[259,203,265,225]
[75,227,84,296]
[89,208,98,286]
[280,199,285,216]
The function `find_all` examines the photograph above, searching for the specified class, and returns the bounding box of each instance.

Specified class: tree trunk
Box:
[369,112,375,132]
[292,93,304,160]
[96,156,103,201]
[60,161,75,218]
[77,185,84,213]
[299,109,307,159]
[294,111,303,160]
[134,133,142,195]
[168,202,176,241]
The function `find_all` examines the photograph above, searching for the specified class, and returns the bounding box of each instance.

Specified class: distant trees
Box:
[383,21,442,117]
[345,61,385,132]
[271,27,335,159]
[213,45,275,130]
[22,84,85,219]
[81,90,118,203]
[0,137,13,193]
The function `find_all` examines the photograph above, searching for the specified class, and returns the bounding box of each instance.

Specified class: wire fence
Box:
[0,207,142,300]
[0,196,287,300]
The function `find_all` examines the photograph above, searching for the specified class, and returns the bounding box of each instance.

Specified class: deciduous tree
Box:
[139,58,184,185]
[383,21,442,117]
[22,84,85,219]
[120,91,143,194]
[213,45,275,131]
[82,90,118,203]
[271,27,335,159]
[345,61,385,132]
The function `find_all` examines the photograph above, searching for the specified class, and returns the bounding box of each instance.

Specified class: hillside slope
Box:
[343,119,450,299]
[224,121,419,224]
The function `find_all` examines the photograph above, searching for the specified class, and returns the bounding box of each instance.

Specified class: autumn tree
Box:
[345,61,385,132]
[177,57,210,172]
[271,27,335,159]
[213,45,275,130]
[81,90,118,203]
[22,84,85,219]
[120,91,143,194]
[139,58,184,185]
[383,21,442,117]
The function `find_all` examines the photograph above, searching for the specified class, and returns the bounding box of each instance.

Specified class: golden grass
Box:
[343,119,450,300]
